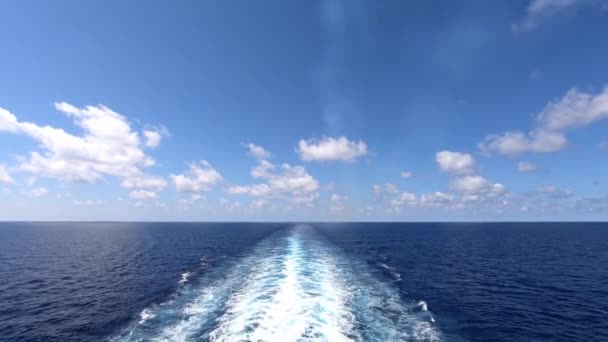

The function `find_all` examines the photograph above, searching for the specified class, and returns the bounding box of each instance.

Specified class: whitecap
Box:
[178,271,192,285]
[138,308,156,324]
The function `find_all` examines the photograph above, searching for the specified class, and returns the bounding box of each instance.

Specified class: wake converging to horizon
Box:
[112,225,441,341]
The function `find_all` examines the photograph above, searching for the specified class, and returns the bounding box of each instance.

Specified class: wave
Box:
[178,272,193,285]
[111,225,442,341]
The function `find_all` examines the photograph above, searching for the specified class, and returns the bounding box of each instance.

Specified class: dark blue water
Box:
[0,223,606,341]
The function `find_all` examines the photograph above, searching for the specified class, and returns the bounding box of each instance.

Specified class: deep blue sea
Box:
[0,223,606,341]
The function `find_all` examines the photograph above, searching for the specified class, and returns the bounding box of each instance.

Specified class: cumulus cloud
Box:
[297,136,367,162]
[436,151,475,174]
[518,162,537,173]
[451,175,506,198]
[0,165,14,184]
[170,161,222,193]
[480,87,608,156]
[420,192,456,207]
[245,143,271,160]
[390,191,417,207]
[451,175,488,193]
[479,130,566,156]
[0,102,167,196]
[512,0,586,33]
[228,160,320,206]
[537,86,608,130]
[143,129,163,148]
[434,149,507,206]
[373,183,401,198]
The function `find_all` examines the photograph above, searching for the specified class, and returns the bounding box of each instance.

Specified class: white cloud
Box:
[130,189,158,199]
[400,171,412,179]
[228,160,320,206]
[512,0,585,33]
[420,192,456,207]
[26,187,48,197]
[170,161,222,193]
[330,193,344,202]
[436,151,475,174]
[518,162,537,173]
[462,194,480,202]
[329,193,347,213]
[227,184,272,197]
[245,143,271,160]
[372,183,400,199]
[537,86,608,130]
[451,175,488,193]
[297,136,367,162]
[121,174,167,191]
[490,183,506,197]
[0,103,165,196]
[143,130,162,148]
[0,108,19,132]
[251,160,275,178]
[479,129,566,156]
[480,86,608,156]
[390,191,417,208]
[451,175,506,199]
[0,165,14,184]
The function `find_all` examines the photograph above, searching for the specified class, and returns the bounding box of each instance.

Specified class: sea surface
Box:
[0,222,606,341]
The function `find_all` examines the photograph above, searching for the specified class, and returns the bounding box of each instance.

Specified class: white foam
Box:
[208,232,357,341]
[138,308,156,324]
[178,271,192,285]
[418,300,428,311]
[113,226,444,341]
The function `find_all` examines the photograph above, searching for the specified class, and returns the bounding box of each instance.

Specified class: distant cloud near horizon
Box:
[228,159,320,207]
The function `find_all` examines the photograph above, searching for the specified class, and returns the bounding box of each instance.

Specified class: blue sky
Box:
[1,0,608,221]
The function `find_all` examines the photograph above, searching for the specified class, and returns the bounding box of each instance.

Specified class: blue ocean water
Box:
[0,223,606,341]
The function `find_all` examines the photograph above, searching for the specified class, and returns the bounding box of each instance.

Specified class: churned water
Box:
[0,222,606,341]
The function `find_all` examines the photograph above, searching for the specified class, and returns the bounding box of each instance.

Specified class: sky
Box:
[1,0,608,221]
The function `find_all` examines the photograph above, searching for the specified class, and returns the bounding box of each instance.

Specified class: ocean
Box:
[0,222,606,341]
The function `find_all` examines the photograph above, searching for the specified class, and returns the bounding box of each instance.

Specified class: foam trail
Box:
[112,225,443,341]
[208,228,356,340]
